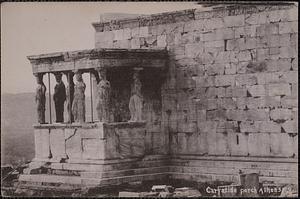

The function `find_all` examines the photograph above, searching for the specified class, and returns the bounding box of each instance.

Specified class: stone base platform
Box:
[17,155,297,193]
[169,155,298,185]
[18,155,170,191]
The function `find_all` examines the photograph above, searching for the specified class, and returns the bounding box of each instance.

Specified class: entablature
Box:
[28,48,168,74]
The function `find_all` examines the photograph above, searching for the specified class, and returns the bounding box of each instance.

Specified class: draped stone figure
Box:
[129,70,143,122]
[35,74,46,124]
[96,68,111,122]
[53,73,66,123]
[66,73,75,123]
[72,72,86,123]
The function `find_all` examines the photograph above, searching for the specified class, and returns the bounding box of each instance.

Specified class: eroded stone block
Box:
[279,22,298,34]
[267,83,291,96]
[281,121,297,133]
[215,75,235,86]
[258,121,281,133]
[240,121,259,133]
[248,133,270,156]
[34,129,50,159]
[270,109,293,121]
[229,133,248,156]
[224,15,245,27]
[235,74,257,86]
[49,129,66,160]
[247,85,266,97]
[246,109,269,121]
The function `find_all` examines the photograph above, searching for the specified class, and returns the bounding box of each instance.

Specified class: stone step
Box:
[171,158,298,171]
[169,172,297,185]
[50,158,169,172]
[169,172,240,183]
[80,166,169,179]
[19,172,168,187]
[169,165,297,178]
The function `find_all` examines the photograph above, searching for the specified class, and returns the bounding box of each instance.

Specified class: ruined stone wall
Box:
[93,4,298,158]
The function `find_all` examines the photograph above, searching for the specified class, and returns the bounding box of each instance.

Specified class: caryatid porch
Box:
[19,48,169,187]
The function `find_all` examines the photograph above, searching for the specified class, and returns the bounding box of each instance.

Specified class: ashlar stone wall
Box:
[93,4,298,158]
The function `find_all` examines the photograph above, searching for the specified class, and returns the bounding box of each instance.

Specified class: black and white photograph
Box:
[1,1,298,197]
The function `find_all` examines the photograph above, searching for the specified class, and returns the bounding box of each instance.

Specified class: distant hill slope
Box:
[1,93,92,166]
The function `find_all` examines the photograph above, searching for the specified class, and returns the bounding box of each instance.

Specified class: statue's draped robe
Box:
[96,80,110,122]
[129,79,143,121]
[72,81,86,123]
[53,82,66,122]
[66,83,74,122]
[35,83,46,123]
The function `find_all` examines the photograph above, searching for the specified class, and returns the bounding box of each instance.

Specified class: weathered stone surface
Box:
[65,128,81,159]
[224,15,245,27]
[237,50,252,62]
[247,85,266,97]
[203,18,224,30]
[34,129,50,159]
[157,35,167,47]
[248,133,270,156]
[184,20,204,32]
[291,57,298,71]
[226,110,246,121]
[267,83,291,96]
[217,98,237,110]
[225,86,247,97]
[269,133,294,157]
[291,83,298,97]
[49,129,67,160]
[27,6,299,189]
[215,28,234,40]
[194,75,215,87]
[229,133,248,156]
[224,63,237,75]
[240,121,259,133]
[215,75,235,86]
[281,121,297,133]
[206,109,227,121]
[246,109,269,121]
[205,63,224,75]
[281,96,298,108]
[95,31,114,44]
[258,121,281,133]
[279,46,297,58]
[185,43,203,58]
[279,21,298,34]
[235,74,257,86]
[245,12,267,25]
[270,109,293,121]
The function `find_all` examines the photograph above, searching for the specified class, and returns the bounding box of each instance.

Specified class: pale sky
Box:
[1,2,202,95]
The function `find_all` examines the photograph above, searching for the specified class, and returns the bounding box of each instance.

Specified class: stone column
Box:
[72,71,86,123]
[129,68,143,122]
[34,73,46,124]
[53,72,66,123]
[95,67,111,122]
[65,72,75,123]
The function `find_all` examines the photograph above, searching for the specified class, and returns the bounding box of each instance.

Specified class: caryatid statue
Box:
[53,73,66,123]
[35,73,46,124]
[96,68,111,122]
[66,72,75,123]
[129,68,143,122]
[72,71,86,123]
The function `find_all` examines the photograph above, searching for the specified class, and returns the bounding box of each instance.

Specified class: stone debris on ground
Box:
[119,185,202,197]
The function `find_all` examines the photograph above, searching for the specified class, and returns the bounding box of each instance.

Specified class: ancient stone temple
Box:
[19,3,298,193]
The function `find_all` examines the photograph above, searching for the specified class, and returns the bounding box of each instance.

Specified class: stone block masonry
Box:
[92,4,298,185]
[19,4,298,192]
